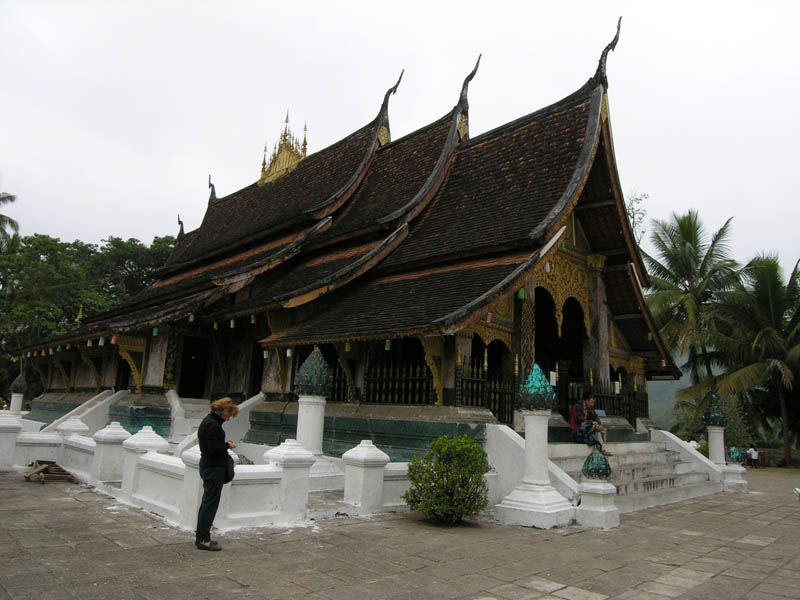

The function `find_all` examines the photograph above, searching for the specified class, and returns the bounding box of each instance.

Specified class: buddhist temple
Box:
[14,23,679,458]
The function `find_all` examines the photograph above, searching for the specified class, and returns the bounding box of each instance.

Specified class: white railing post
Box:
[265,439,314,522]
[91,422,131,485]
[343,440,390,514]
[0,413,23,471]
[121,426,170,501]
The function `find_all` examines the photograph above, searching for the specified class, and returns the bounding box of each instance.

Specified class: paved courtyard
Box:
[1,468,799,600]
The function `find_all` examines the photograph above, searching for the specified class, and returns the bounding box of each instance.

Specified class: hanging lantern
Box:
[98,337,105,346]
[56,345,62,351]
[152,327,158,337]
[661,359,666,368]
[213,322,218,331]
[41,350,46,356]
[263,350,268,359]
[27,352,31,358]
[230,319,235,329]
[250,314,257,325]
[111,335,117,345]
[65,343,71,350]
[188,313,195,323]
[647,332,653,341]
[517,288,525,300]
[49,348,53,355]
[87,339,92,347]
[384,340,391,351]
[286,348,292,357]
[344,342,351,352]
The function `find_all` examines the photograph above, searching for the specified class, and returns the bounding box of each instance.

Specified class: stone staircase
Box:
[550,440,723,513]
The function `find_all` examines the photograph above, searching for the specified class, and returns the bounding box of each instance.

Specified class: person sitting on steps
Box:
[569,395,612,456]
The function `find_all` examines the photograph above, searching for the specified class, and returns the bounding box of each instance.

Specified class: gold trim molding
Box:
[420,336,445,406]
[532,250,591,334]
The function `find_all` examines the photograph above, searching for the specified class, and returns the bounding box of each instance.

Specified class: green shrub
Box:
[402,435,490,524]
[697,441,709,458]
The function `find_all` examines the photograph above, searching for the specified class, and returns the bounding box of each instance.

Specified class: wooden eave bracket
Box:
[116,335,148,394]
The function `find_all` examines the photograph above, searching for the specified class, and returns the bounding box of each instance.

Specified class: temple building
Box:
[15,26,678,458]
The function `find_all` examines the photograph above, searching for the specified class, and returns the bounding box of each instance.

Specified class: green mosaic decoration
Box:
[11,374,27,394]
[702,393,727,427]
[515,363,557,411]
[294,346,332,397]
[581,449,612,480]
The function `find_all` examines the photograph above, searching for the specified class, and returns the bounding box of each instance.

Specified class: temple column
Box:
[583,255,609,382]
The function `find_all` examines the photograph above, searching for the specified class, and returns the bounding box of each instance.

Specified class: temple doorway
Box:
[178,336,209,398]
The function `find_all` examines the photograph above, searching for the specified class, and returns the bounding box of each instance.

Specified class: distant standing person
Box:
[195,397,239,551]
[747,445,759,468]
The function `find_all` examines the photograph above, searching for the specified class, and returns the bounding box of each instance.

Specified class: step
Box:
[552,450,681,475]
[563,460,680,483]
[614,480,724,513]
[613,471,711,496]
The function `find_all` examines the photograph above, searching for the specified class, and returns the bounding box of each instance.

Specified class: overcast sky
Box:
[2,1,798,277]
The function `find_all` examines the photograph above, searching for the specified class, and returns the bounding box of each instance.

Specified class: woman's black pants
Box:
[196,466,225,543]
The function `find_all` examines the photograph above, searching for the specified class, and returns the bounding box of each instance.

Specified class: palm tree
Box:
[644,210,740,384]
[0,191,19,252]
[713,255,800,465]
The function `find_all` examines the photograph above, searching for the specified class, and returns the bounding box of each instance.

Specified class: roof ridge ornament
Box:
[459,54,482,111]
[377,69,404,146]
[592,17,621,88]
[177,214,185,239]
[259,113,306,186]
[208,174,217,204]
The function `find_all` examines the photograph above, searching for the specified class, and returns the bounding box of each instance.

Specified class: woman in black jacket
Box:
[195,397,239,551]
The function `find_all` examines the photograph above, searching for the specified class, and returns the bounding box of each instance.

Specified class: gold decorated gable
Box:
[259,118,307,186]
[532,250,590,334]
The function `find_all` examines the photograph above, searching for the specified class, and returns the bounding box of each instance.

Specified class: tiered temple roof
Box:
[19,25,679,380]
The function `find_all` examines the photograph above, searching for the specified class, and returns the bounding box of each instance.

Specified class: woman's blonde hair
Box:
[210,397,239,418]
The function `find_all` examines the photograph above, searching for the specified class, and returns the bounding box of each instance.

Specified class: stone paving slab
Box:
[1,468,799,599]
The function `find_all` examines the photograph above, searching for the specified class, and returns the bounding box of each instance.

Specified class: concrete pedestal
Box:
[0,413,23,471]
[10,392,24,415]
[297,395,326,456]
[708,426,726,466]
[343,440,390,514]
[576,481,619,529]
[723,464,748,493]
[265,439,315,521]
[121,426,170,501]
[496,410,573,528]
[92,422,131,484]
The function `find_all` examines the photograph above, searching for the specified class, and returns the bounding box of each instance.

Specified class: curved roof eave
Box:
[377,56,481,228]
[276,223,409,308]
[431,226,567,335]
[304,70,405,219]
[528,84,605,245]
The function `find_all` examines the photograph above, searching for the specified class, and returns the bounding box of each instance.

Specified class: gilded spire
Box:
[259,112,306,186]
[302,122,307,157]
[208,173,217,204]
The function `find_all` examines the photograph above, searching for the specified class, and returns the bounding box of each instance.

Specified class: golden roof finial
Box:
[259,112,306,186]
[302,121,308,157]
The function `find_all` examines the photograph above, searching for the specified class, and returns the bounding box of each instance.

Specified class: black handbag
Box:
[224,452,235,484]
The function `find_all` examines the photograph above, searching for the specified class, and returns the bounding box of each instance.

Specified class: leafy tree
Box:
[0,234,176,398]
[712,255,800,465]
[644,210,740,385]
[0,190,19,252]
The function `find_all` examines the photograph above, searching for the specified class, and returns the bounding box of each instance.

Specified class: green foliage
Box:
[403,435,489,524]
[0,233,175,398]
